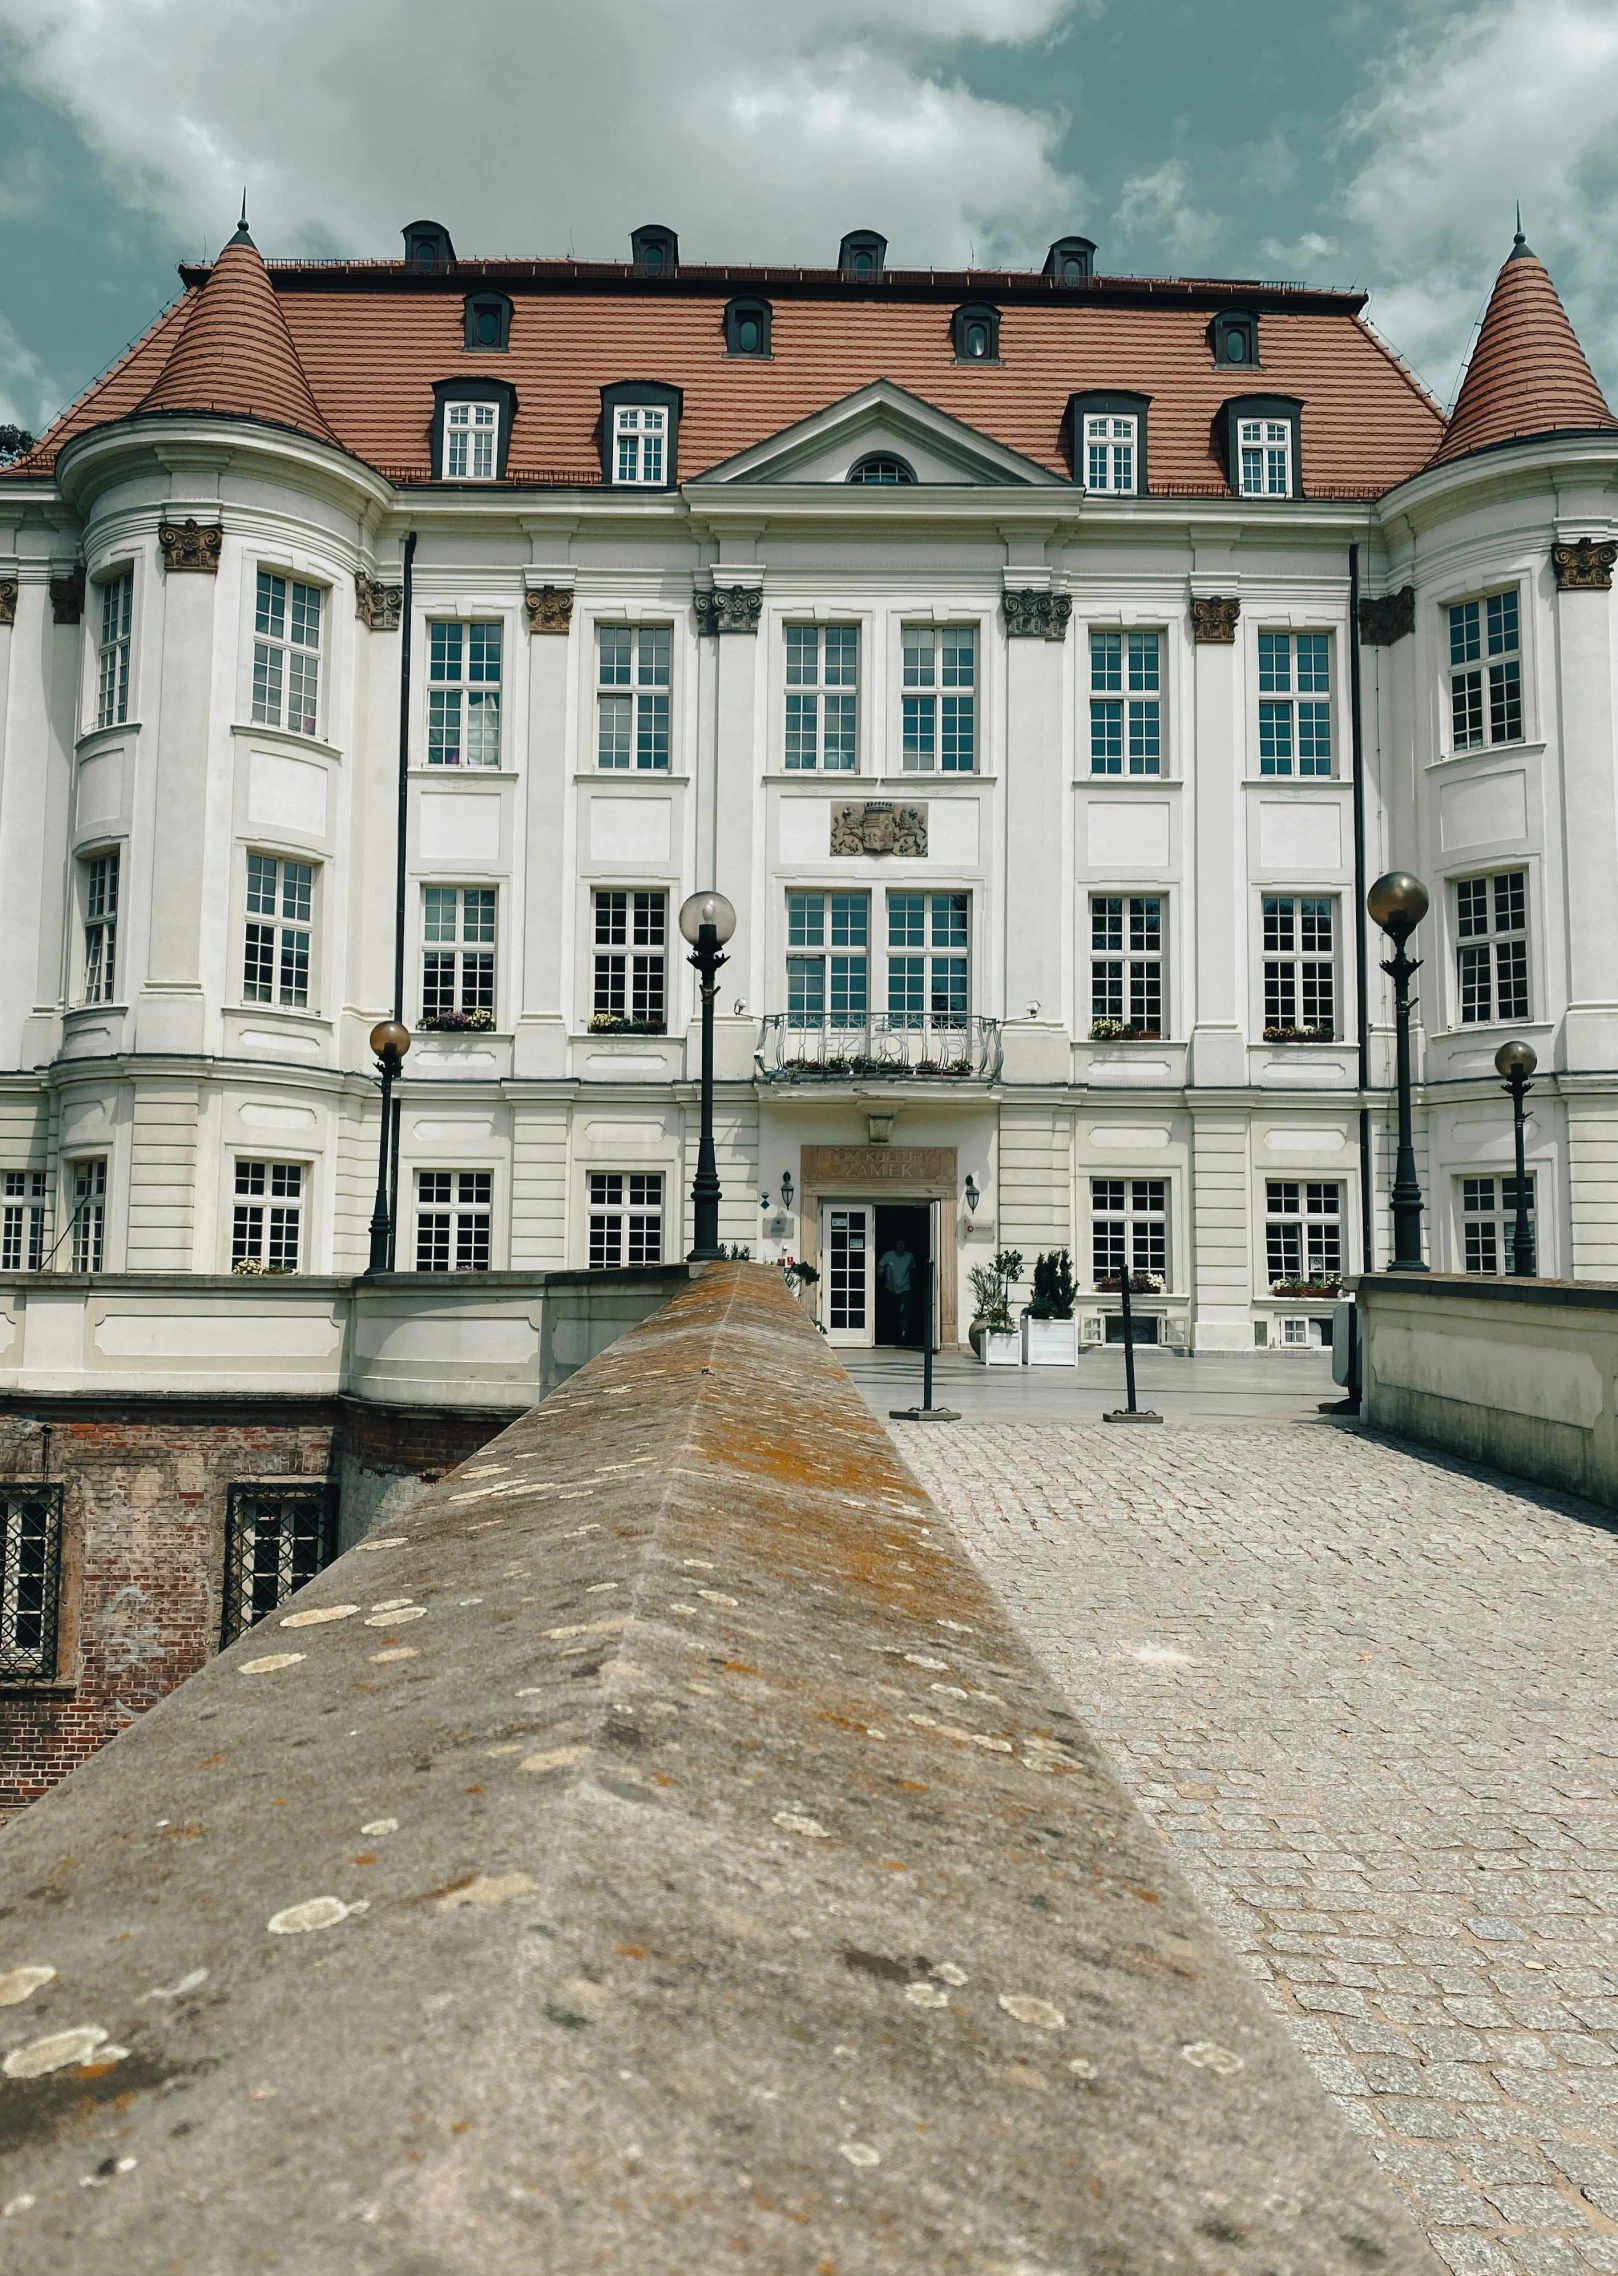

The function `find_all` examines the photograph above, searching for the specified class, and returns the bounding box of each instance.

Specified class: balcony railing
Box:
[755,1013,1002,1083]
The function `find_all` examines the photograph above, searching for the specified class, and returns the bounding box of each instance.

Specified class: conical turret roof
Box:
[1433,229,1616,465]
[136,221,342,448]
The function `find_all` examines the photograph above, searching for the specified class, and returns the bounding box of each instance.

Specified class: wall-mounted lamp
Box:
[779,1170,795,1212]
[964,1174,981,1216]
[1025,1000,1041,1020]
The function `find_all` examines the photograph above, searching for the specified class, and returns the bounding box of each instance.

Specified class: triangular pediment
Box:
[694,380,1063,488]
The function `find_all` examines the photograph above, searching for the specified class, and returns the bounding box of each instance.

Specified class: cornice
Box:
[1374,430,1618,533]
[54,414,394,520]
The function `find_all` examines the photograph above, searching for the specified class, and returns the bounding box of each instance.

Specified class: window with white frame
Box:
[422,887,495,1026]
[1090,631,1161,774]
[598,625,670,770]
[1,1173,46,1272]
[1085,415,1137,494]
[592,890,667,1030]
[902,625,975,771]
[613,405,666,486]
[1455,869,1528,1025]
[1265,1180,1342,1287]
[1091,1178,1167,1287]
[1449,592,1521,751]
[887,892,967,1029]
[443,400,498,480]
[1239,417,1291,496]
[252,572,321,737]
[69,1158,105,1274]
[1460,1173,1535,1275]
[428,621,502,767]
[1263,895,1335,1039]
[588,1172,663,1267]
[785,625,858,770]
[96,573,131,728]
[416,1170,492,1272]
[243,854,313,1009]
[232,1161,302,1272]
[82,849,119,1004]
[1091,895,1163,1037]
[1258,633,1331,774]
[788,891,867,1028]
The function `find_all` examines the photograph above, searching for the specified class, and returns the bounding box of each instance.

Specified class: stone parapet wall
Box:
[0,1264,1434,2271]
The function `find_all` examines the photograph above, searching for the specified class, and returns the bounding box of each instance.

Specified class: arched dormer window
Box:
[953,303,1000,363]
[724,299,772,357]
[839,230,887,285]
[431,378,517,481]
[631,224,679,278]
[403,219,455,272]
[1211,308,1259,368]
[463,293,512,352]
[1043,236,1096,285]
[601,380,683,487]
[1218,395,1302,499]
[848,453,915,485]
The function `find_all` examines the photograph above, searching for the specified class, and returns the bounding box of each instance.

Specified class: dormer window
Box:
[725,299,772,357]
[1220,396,1302,500]
[430,379,516,482]
[1068,392,1150,495]
[631,224,678,277]
[403,219,455,272]
[601,381,682,487]
[952,304,1000,362]
[839,230,887,284]
[1212,309,1258,367]
[848,454,915,485]
[1043,236,1096,284]
[463,293,512,352]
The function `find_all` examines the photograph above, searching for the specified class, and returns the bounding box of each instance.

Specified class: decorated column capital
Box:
[1553,536,1618,592]
[354,572,402,630]
[158,519,223,574]
[1358,586,1414,645]
[1003,588,1073,641]
[524,583,575,635]
[0,581,16,628]
[1190,594,1240,645]
[695,584,762,636]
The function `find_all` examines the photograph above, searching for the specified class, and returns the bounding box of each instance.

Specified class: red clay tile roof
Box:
[1432,237,1616,466]
[9,247,1448,497]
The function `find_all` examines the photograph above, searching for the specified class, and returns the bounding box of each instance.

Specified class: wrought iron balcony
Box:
[755,1013,1002,1083]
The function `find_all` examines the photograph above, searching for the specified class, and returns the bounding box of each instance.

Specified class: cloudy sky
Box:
[2,0,1616,439]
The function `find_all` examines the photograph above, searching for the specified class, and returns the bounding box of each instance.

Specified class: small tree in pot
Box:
[1023,1248,1078,1365]
[968,1247,1023,1363]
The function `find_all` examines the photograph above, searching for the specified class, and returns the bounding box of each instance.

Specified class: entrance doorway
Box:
[874,1204,930,1349]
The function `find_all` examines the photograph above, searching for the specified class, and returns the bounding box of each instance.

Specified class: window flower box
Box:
[981,1328,1022,1367]
[1093,1272,1165,1295]
[588,1014,667,1035]
[1023,1315,1078,1366]
[1262,1025,1334,1044]
[1089,1020,1162,1042]
[419,1009,495,1033]
[1269,1274,1342,1298]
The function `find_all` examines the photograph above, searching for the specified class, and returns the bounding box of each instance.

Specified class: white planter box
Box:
[982,1330,1022,1367]
[1022,1316,1078,1367]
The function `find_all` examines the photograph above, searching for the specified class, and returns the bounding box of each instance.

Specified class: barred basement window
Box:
[1263,896,1336,1039]
[415,1170,492,1271]
[1090,632,1160,773]
[1091,896,1163,1036]
[252,571,321,737]
[0,1484,63,1681]
[1265,1180,1342,1287]
[221,1483,337,1648]
[428,621,502,766]
[902,625,974,771]
[232,1161,302,1272]
[70,1158,106,1273]
[1455,869,1528,1024]
[82,849,119,1003]
[1449,592,1521,750]
[598,625,670,770]
[422,887,496,1025]
[785,625,858,770]
[1091,1178,1167,1287]
[592,890,667,1030]
[2,1172,47,1272]
[1460,1173,1536,1275]
[1258,633,1331,775]
[244,854,313,1008]
[588,1173,663,1268]
[96,572,132,728]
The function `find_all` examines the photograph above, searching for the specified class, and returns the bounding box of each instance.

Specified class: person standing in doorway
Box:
[877,1234,915,1343]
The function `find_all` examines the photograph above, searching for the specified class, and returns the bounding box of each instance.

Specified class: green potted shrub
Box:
[1022,1249,1078,1366]
[969,1248,1023,1365]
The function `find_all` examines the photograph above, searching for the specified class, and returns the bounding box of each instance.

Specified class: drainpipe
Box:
[1349,539,1372,1400]
[388,532,417,1267]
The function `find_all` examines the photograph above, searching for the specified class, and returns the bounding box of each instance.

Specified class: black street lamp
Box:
[1367,870,1430,1273]
[678,891,737,1262]
[1494,1038,1538,1276]
[365,1019,411,1274]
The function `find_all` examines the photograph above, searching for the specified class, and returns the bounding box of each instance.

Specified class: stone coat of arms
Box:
[830,802,928,857]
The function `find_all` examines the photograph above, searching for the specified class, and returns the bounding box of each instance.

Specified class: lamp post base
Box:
[1103,1408,1163,1423]
[889,1406,961,1423]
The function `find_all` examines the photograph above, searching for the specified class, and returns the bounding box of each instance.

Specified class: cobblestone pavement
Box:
[897,1420,1618,2276]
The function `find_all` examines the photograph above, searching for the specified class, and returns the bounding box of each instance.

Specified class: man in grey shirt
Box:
[877,1235,915,1342]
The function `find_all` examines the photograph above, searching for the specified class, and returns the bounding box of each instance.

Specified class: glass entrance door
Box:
[823,1205,873,1345]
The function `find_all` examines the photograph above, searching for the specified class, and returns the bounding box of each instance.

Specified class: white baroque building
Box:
[1,213,1616,1352]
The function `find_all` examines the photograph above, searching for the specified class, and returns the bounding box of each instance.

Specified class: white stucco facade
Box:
[1,386,1614,1349]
